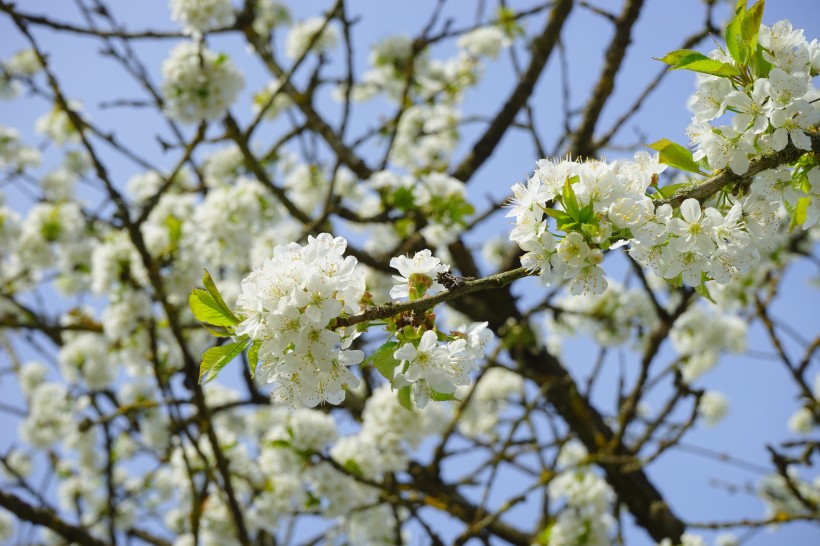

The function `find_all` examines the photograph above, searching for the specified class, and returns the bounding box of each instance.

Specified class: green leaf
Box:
[648,139,703,175]
[544,207,571,223]
[534,522,555,546]
[656,49,704,66]
[651,182,691,200]
[189,289,238,328]
[429,390,459,402]
[741,1,765,64]
[392,187,415,211]
[754,45,772,78]
[201,322,233,337]
[695,280,716,304]
[370,341,400,381]
[676,58,740,78]
[561,178,581,219]
[202,269,239,323]
[200,339,249,384]
[577,202,596,224]
[342,458,364,477]
[248,340,261,378]
[165,215,182,244]
[725,8,744,63]
[656,50,740,78]
[398,386,413,411]
[792,196,810,229]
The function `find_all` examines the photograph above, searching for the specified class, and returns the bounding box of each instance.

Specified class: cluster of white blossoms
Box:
[457,26,511,59]
[454,366,523,438]
[0,125,40,172]
[0,48,41,99]
[235,234,366,406]
[683,19,820,231]
[759,467,820,519]
[386,250,495,408]
[669,306,746,383]
[508,151,667,295]
[344,26,509,172]
[392,324,492,408]
[169,0,235,34]
[161,42,244,124]
[687,21,820,176]
[251,0,291,36]
[35,100,83,146]
[285,17,338,60]
[510,18,819,294]
[231,244,497,410]
[698,390,729,426]
[546,441,615,546]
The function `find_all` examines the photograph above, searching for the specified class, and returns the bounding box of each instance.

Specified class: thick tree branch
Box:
[659,132,820,208]
[568,0,645,159]
[451,0,574,182]
[0,489,109,546]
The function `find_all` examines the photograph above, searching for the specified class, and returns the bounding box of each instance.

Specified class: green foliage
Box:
[199,339,250,384]
[552,178,596,232]
[429,390,459,402]
[648,138,704,175]
[726,1,765,66]
[398,385,413,411]
[248,340,261,378]
[655,49,740,78]
[189,269,240,330]
[496,6,524,38]
[369,340,400,381]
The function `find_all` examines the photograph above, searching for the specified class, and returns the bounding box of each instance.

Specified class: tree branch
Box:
[450,0,574,182]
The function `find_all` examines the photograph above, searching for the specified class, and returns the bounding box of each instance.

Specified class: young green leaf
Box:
[675,58,740,78]
[695,280,716,304]
[200,339,249,384]
[562,178,581,219]
[200,322,233,337]
[656,49,703,66]
[656,50,740,78]
[792,196,810,229]
[429,390,459,402]
[248,340,261,378]
[369,341,400,381]
[725,7,745,63]
[201,269,239,323]
[544,208,571,223]
[398,385,413,411]
[741,1,765,64]
[648,139,703,175]
[189,288,239,328]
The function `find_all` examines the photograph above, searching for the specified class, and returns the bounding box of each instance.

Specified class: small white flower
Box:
[557,232,590,267]
[389,249,449,300]
[667,199,716,254]
[699,391,729,426]
[725,79,771,135]
[285,17,338,60]
[770,99,818,151]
